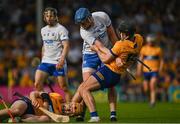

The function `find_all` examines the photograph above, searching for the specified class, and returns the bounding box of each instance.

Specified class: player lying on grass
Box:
[71,20,144,122]
[0,91,82,122]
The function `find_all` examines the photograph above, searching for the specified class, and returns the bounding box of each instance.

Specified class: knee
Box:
[79,85,88,96]
[10,108,24,116]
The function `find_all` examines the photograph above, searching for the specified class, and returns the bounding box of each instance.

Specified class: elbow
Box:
[101,54,113,64]
[102,58,111,64]
[102,59,109,64]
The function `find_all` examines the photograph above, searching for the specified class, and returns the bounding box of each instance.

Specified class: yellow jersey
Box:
[140,45,163,72]
[106,34,143,74]
[34,93,64,115]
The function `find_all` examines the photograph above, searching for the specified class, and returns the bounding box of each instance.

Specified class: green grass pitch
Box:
[1,102,180,123]
[72,102,180,123]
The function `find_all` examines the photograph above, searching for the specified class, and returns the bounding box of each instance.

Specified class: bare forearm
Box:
[61,41,69,60]
[96,50,108,63]
[92,40,115,63]
[137,55,143,75]
[159,59,164,72]
[107,25,118,45]
[96,47,112,63]
[42,46,44,57]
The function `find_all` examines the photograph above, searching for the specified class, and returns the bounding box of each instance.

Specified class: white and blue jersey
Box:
[80,12,112,71]
[38,23,69,76]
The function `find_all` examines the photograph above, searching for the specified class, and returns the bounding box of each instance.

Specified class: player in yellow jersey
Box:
[137,34,164,107]
[71,20,143,122]
[0,91,82,122]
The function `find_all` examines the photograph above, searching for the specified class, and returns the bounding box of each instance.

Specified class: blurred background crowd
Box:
[0,0,179,102]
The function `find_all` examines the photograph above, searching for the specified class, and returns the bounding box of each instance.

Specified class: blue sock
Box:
[111,111,116,117]
[90,111,98,117]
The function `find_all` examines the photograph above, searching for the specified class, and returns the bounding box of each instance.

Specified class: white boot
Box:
[88,116,100,122]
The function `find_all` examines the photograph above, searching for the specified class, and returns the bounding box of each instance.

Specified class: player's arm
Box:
[61,40,70,62]
[30,91,42,108]
[30,91,49,109]
[56,40,69,69]
[42,46,44,57]
[56,28,70,69]
[101,12,118,45]
[159,49,164,74]
[136,54,144,76]
[107,24,118,45]
[91,40,116,63]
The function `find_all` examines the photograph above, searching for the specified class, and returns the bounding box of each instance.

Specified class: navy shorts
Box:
[37,63,65,76]
[92,65,121,90]
[12,99,35,115]
[143,72,158,81]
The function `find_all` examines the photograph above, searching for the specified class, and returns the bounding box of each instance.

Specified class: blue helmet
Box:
[74,8,91,24]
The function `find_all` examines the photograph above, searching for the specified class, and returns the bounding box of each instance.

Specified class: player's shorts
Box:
[143,71,158,81]
[92,65,121,90]
[12,99,35,115]
[82,53,102,72]
[37,63,65,76]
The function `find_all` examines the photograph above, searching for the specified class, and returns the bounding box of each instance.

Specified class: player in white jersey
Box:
[34,7,71,102]
[74,7,118,122]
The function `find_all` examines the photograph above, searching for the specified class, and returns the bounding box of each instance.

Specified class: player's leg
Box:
[53,63,72,102]
[143,80,149,93]
[143,72,150,101]
[0,100,28,120]
[80,65,120,122]
[34,70,49,91]
[149,74,158,106]
[74,71,94,121]
[57,76,72,102]
[72,82,84,103]
[108,87,117,121]
[76,54,99,121]
[34,63,54,91]
[21,115,50,122]
[142,80,149,101]
[78,76,101,122]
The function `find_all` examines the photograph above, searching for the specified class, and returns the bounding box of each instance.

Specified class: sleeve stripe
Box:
[61,38,69,41]
[110,49,118,57]
[106,23,111,28]
[92,38,97,45]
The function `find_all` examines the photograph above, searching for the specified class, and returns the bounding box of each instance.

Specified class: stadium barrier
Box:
[0,84,65,103]
[168,85,180,103]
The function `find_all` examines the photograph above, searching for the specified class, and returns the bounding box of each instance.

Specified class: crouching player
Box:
[72,20,144,122]
[0,91,83,122]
